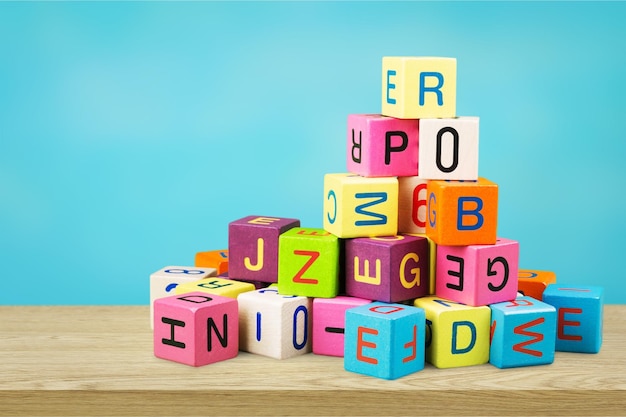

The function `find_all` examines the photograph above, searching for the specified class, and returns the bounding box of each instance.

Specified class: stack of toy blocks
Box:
[149,56,604,379]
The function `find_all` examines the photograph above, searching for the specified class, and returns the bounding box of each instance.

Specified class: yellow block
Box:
[323,173,398,238]
[175,277,255,299]
[413,296,490,368]
[382,56,457,119]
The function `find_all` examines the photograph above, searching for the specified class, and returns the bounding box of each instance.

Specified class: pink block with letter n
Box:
[436,238,519,306]
[153,292,238,367]
[228,215,300,283]
[346,114,418,177]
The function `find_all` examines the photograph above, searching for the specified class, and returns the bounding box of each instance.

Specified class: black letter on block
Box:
[436,127,459,173]
[487,256,509,292]
[207,314,228,352]
[385,131,408,164]
[161,317,186,349]
[445,255,464,291]
[351,129,362,163]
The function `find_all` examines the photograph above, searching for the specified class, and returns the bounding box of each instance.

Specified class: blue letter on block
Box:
[419,72,444,106]
[354,192,388,226]
[345,302,425,380]
[542,285,604,353]
[386,70,397,104]
[451,321,476,354]
[457,196,484,231]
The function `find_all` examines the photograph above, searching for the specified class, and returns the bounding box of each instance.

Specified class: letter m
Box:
[513,317,545,357]
[354,192,388,226]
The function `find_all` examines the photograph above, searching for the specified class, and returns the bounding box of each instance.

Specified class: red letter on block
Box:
[558,307,583,341]
[513,317,545,357]
[357,326,378,364]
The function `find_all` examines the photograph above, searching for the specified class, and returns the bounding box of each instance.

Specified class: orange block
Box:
[195,249,229,275]
[425,178,498,246]
[518,269,557,300]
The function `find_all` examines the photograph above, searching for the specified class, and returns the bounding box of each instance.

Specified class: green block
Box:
[277,227,340,298]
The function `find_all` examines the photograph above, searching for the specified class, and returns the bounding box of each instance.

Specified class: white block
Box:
[237,287,312,359]
[398,176,428,234]
[149,265,217,328]
[418,117,479,180]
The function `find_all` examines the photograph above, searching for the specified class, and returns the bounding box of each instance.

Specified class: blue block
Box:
[542,284,603,353]
[344,302,425,380]
[489,296,556,369]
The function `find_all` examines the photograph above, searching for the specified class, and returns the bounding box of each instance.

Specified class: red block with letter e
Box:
[489,296,557,368]
[153,292,238,367]
[436,238,519,307]
[228,216,300,283]
[542,284,604,353]
[344,302,426,380]
[346,114,418,177]
[426,178,498,246]
[344,235,430,303]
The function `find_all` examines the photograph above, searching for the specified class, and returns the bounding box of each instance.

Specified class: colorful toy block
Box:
[489,296,557,368]
[518,269,557,300]
[542,284,604,353]
[149,265,217,328]
[175,277,255,299]
[426,177,498,246]
[237,287,312,359]
[404,233,437,295]
[277,227,340,298]
[418,117,479,180]
[345,302,426,380]
[195,249,229,275]
[413,296,490,368]
[153,292,238,366]
[436,238,519,307]
[323,173,398,238]
[346,114,419,177]
[381,56,456,119]
[345,235,430,303]
[228,216,300,283]
[398,176,428,234]
[312,296,372,357]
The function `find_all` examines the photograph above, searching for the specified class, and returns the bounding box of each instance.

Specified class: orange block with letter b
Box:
[425,177,498,246]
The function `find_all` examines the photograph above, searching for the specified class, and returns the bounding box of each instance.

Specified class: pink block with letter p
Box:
[436,238,519,307]
[346,114,419,177]
[153,292,238,367]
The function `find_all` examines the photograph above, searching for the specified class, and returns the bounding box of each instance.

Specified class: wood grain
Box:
[0,305,624,416]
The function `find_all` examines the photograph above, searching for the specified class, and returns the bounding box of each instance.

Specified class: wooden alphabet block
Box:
[436,238,519,306]
[426,177,498,246]
[344,235,429,303]
[542,284,604,353]
[195,249,229,275]
[489,296,557,368]
[312,296,372,357]
[413,296,491,368]
[228,216,300,283]
[237,287,312,359]
[149,266,217,328]
[518,269,557,301]
[174,277,255,299]
[381,56,456,119]
[398,176,428,234]
[153,292,238,366]
[346,114,419,177]
[404,233,437,295]
[345,302,426,380]
[323,173,398,238]
[277,227,340,298]
[418,117,479,180]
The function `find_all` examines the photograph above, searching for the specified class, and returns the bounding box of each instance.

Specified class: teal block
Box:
[542,284,603,353]
[344,302,425,380]
[489,296,556,369]
[277,228,340,298]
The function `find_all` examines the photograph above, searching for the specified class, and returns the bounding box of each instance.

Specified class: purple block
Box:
[228,215,300,283]
[345,234,430,303]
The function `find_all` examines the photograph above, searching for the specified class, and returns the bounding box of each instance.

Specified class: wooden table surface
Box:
[1,305,624,416]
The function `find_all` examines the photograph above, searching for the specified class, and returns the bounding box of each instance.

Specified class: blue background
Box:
[1,2,624,305]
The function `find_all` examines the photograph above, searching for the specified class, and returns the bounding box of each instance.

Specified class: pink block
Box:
[228,215,300,283]
[312,296,372,357]
[436,238,519,307]
[345,234,430,303]
[153,291,238,366]
[346,114,419,177]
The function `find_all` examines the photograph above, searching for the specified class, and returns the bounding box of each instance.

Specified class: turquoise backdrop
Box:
[1,1,625,304]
